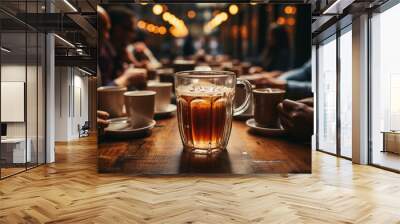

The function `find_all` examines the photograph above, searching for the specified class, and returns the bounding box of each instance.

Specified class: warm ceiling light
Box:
[63,0,78,12]
[152,4,163,15]
[284,6,292,14]
[137,20,146,29]
[276,17,286,25]
[229,4,239,15]
[162,12,171,21]
[1,47,11,53]
[221,12,228,21]
[146,24,156,32]
[187,10,196,19]
[284,6,297,15]
[203,12,229,34]
[250,2,257,5]
[159,26,167,35]
[140,2,148,5]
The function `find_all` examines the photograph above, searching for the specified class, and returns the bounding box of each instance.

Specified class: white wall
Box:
[1,65,39,137]
[54,67,89,141]
[1,63,46,164]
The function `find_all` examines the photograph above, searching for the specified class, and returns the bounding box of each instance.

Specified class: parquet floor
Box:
[1,135,400,223]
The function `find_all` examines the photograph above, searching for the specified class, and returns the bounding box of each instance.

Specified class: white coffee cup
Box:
[124,91,156,129]
[147,81,172,113]
[97,86,127,118]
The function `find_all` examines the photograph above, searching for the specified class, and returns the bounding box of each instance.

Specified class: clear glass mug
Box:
[175,71,252,154]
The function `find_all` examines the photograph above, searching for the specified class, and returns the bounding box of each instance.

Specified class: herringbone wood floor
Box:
[1,135,400,224]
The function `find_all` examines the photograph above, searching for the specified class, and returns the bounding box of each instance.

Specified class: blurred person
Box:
[127,30,161,70]
[183,34,196,57]
[98,5,116,86]
[248,60,312,100]
[105,6,147,89]
[250,24,291,73]
[98,6,111,48]
[208,37,219,55]
[277,98,313,141]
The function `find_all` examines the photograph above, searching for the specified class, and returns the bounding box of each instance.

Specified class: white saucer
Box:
[104,117,156,137]
[246,118,286,136]
[155,104,177,117]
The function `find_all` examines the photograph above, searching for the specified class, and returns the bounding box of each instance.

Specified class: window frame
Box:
[315,20,353,160]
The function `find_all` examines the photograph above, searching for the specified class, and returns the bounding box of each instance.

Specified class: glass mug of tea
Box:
[175,71,252,154]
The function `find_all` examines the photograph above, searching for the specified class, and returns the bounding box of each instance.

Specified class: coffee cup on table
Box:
[241,62,252,74]
[172,59,196,72]
[147,81,172,113]
[253,88,285,128]
[157,68,174,83]
[97,86,127,118]
[124,91,156,129]
[147,69,157,80]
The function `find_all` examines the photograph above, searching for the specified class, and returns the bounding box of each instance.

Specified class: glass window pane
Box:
[371,3,400,171]
[317,37,337,154]
[1,31,28,177]
[340,29,352,158]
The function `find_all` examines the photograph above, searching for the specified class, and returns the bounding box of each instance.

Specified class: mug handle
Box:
[233,79,252,116]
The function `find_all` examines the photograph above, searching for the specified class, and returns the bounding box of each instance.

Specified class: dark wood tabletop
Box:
[98,116,311,174]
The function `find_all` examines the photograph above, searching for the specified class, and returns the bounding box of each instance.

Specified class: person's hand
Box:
[249,66,263,74]
[97,110,110,129]
[114,67,147,89]
[277,99,314,141]
[297,97,314,107]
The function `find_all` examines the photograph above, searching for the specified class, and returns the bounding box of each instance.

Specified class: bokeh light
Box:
[284,6,297,15]
[187,10,196,19]
[152,4,163,15]
[229,4,239,15]
[277,16,286,25]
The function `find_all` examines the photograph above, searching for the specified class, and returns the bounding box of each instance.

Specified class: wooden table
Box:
[98,116,311,174]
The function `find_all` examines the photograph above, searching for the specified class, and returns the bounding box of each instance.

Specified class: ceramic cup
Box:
[172,59,196,72]
[97,86,127,118]
[124,90,156,129]
[253,88,285,128]
[147,81,172,113]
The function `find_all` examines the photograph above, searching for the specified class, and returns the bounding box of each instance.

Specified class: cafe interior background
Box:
[96,3,312,174]
[0,0,399,177]
[0,0,400,222]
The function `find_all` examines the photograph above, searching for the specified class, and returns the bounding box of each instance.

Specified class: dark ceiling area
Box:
[0,0,392,73]
[0,0,97,72]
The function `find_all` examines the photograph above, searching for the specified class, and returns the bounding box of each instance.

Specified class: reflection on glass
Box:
[1,32,27,177]
[317,37,337,154]
[371,3,400,171]
[340,30,352,158]
[0,1,46,178]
